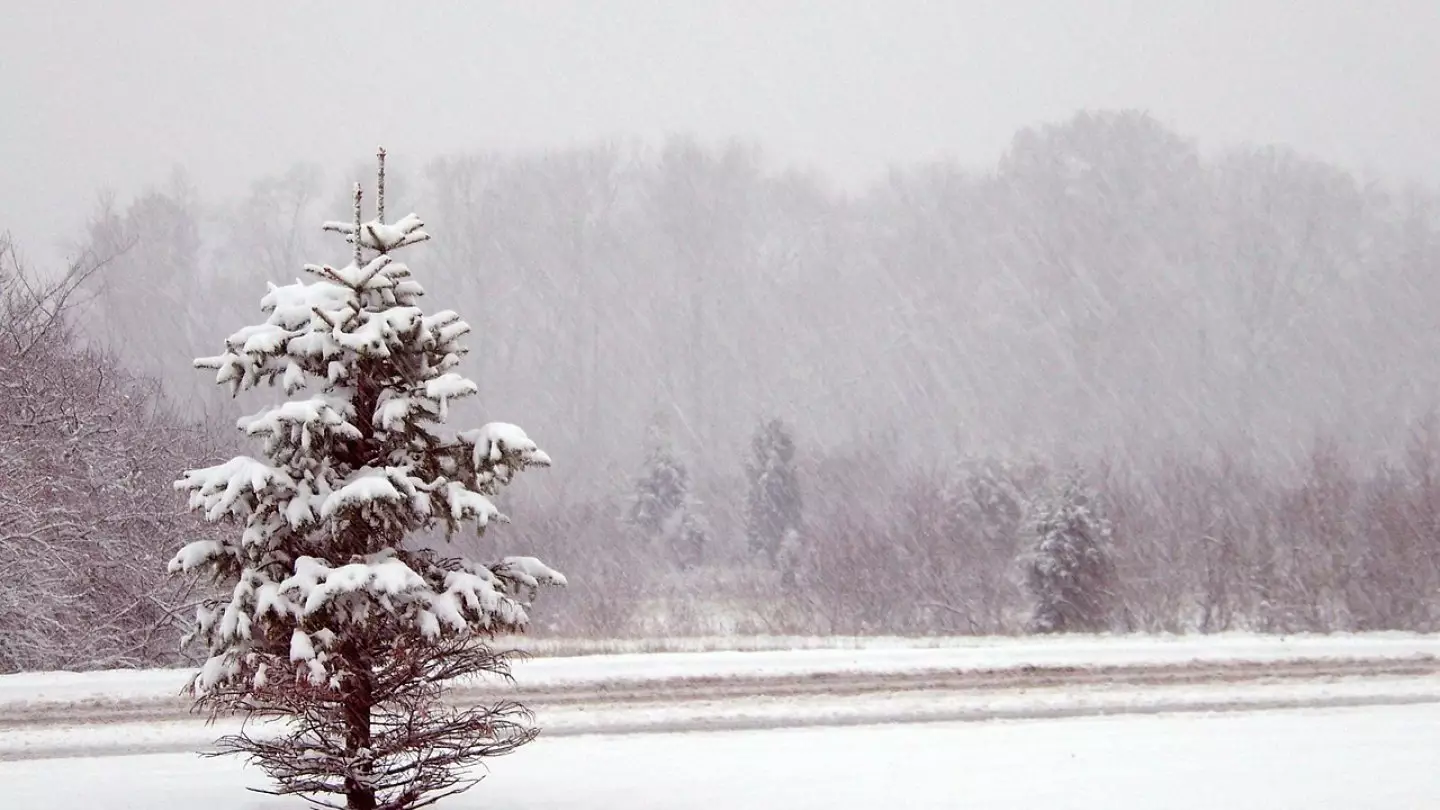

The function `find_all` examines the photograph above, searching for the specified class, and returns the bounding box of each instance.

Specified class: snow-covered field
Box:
[5,705,1438,809]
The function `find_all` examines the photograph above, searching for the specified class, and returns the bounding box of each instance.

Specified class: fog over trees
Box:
[82,114,1440,475]
[9,108,1440,669]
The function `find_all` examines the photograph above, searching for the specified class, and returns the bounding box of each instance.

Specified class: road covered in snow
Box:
[3,632,1440,762]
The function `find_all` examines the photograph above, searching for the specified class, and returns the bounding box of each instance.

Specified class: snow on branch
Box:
[323,213,431,252]
[239,396,361,456]
[176,456,298,522]
[168,538,224,574]
[283,553,429,616]
[319,467,428,522]
[443,482,501,528]
[463,422,552,476]
[492,556,569,589]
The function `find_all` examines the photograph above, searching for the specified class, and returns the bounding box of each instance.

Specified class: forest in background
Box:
[7,108,1440,672]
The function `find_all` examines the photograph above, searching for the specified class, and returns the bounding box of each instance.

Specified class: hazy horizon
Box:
[6,1,1440,266]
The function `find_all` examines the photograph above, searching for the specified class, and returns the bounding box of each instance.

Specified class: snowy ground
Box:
[4,633,1440,806]
[5,705,1438,809]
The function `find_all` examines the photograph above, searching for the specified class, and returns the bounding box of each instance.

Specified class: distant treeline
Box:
[4,109,1440,671]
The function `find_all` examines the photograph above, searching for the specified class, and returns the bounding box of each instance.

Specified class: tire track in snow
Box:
[4,654,1437,729]
[6,680,1440,763]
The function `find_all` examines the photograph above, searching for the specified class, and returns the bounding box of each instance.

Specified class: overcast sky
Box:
[5,1,1439,266]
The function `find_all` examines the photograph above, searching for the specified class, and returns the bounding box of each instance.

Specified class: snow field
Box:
[5,705,1439,809]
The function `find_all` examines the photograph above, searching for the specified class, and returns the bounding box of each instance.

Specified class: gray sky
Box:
[4,1,1438,266]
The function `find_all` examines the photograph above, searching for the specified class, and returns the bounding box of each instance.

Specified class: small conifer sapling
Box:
[168,148,565,810]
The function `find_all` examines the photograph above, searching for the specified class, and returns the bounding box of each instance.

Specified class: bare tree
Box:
[0,234,213,672]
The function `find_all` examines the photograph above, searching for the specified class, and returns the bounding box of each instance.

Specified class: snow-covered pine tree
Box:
[627,414,708,569]
[168,148,565,810]
[744,418,803,580]
[1020,469,1116,634]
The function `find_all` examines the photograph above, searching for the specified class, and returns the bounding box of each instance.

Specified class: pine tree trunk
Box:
[342,364,382,810]
[343,643,377,810]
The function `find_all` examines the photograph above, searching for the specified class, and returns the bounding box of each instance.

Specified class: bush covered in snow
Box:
[1021,470,1117,634]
